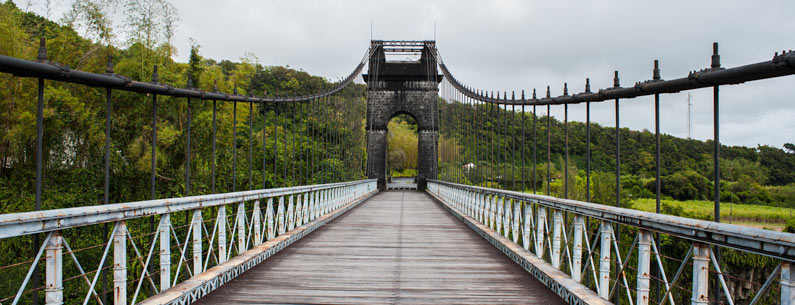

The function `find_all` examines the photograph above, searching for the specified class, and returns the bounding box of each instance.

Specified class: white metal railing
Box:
[0,179,377,305]
[428,180,795,305]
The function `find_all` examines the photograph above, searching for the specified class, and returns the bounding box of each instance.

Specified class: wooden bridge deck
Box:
[194,190,565,304]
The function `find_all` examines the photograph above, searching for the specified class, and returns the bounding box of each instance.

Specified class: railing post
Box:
[113,221,127,305]
[481,193,487,225]
[472,192,478,221]
[266,198,275,240]
[489,195,496,229]
[321,190,327,215]
[503,199,511,239]
[458,189,464,213]
[496,196,503,233]
[295,194,303,227]
[512,200,520,243]
[309,191,315,221]
[217,207,227,263]
[45,231,63,305]
[303,192,310,224]
[572,215,584,282]
[287,195,295,231]
[551,210,563,269]
[523,202,531,251]
[313,191,320,219]
[535,206,546,259]
[159,214,171,290]
[277,196,286,235]
[319,190,325,216]
[339,186,344,207]
[502,199,510,238]
[237,202,246,253]
[334,187,338,208]
[253,200,262,245]
[465,190,471,215]
[691,243,710,305]
[456,189,461,210]
[783,262,794,305]
[637,230,652,305]
[599,221,612,299]
[467,189,473,216]
[192,210,203,274]
[327,188,332,213]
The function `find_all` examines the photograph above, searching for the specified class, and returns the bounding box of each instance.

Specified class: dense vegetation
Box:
[436,100,795,212]
[0,3,367,302]
[0,1,367,217]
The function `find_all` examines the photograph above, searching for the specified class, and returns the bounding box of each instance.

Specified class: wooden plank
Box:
[193,191,566,304]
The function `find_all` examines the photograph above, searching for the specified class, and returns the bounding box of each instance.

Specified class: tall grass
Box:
[632,198,793,224]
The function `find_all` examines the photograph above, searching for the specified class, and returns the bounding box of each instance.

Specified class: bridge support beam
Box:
[113,221,127,305]
[691,243,710,305]
[253,201,261,245]
[303,192,310,224]
[572,215,584,283]
[535,206,546,259]
[496,197,503,236]
[192,210,203,275]
[287,195,295,231]
[512,200,520,244]
[502,198,510,239]
[295,194,303,227]
[237,202,246,253]
[266,198,275,240]
[599,222,612,299]
[217,207,226,263]
[159,214,171,290]
[551,210,563,270]
[277,196,286,234]
[783,262,793,305]
[637,230,651,305]
[522,202,531,251]
[45,231,63,305]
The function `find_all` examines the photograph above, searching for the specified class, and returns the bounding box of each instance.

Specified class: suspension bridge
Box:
[0,39,794,305]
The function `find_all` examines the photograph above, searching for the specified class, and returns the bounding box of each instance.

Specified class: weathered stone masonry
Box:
[363,41,441,190]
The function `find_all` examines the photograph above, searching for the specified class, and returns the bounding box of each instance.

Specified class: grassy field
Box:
[632,198,792,231]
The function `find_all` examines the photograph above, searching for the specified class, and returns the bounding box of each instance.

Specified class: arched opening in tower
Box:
[387,113,418,184]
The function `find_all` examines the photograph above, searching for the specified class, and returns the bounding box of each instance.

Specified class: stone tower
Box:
[363,40,441,190]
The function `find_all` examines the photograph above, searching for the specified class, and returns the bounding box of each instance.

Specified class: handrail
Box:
[428,180,795,305]
[0,180,375,240]
[0,179,377,305]
[429,180,795,261]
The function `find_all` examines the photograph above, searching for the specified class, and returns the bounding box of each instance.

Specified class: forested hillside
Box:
[0,1,367,217]
[436,100,795,210]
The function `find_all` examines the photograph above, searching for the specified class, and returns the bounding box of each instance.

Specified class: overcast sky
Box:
[18,0,795,148]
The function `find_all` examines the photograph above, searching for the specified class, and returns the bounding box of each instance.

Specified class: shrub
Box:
[653,170,710,201]
[785,218,795,233]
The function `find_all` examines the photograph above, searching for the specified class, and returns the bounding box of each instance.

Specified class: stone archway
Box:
[363,41,441,190]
